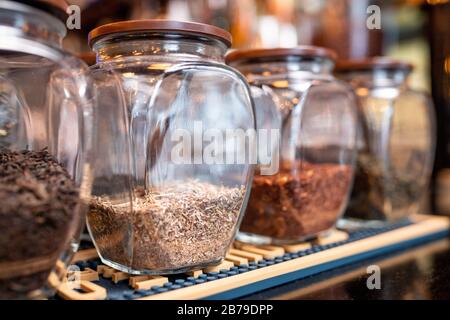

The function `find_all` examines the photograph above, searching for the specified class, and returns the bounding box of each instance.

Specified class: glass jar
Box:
[77,53,96,245]
[336,58,436,227]
[226,47,358,244]
[87,20,255,274]
[0,0,93,299]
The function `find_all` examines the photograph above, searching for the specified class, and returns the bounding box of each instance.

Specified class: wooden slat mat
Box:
[57,215,449,300]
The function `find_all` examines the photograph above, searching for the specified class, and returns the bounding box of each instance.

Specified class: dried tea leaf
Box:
[241,161,352,242]
[88,180,245,272]
[0,148,80,299]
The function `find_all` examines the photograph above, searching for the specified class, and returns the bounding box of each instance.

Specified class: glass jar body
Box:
[338,70,436,227]
[0,1,93,299]
[88,34,255,274]
[229,59,358,244]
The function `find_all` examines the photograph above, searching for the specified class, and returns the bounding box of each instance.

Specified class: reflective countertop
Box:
[242,238,450,300]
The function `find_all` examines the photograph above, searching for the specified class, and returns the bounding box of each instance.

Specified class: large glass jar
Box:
[0,0,93,299]
[87,20,255,274]
[226,47,358,244]
[336,58,436,227]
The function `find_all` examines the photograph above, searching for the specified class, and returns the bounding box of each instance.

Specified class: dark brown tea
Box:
[0,148,79,299]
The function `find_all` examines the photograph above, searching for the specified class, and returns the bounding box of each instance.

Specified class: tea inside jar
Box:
[345,151,427,222]
[0,148,80,299]
[240,161,353,242]
[88,180,245,273]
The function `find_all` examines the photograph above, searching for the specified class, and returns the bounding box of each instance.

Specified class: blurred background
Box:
[65,0,449,214]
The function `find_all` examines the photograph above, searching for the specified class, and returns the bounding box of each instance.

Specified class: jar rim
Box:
[335,57,413,72]
[225,46,338,64]
[88,19,232,48]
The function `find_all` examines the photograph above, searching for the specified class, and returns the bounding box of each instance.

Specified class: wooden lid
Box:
[15,0,68,20]
[335,57,413,72]
[225,46,338,64]
[78,52,96,66]
[88,19,232,48]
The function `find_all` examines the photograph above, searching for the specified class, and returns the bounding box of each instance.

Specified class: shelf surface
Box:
[57,214,450,300]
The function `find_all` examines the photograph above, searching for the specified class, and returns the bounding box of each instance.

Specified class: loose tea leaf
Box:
[240,161,353,242]
[345,152,426,221]
[0,148,80,299]
[88,180,245,272]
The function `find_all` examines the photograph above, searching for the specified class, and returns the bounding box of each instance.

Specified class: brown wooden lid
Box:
[225,46,338,64]
[335,57,413,72]
[78,52,96,66]
[88,19,232,48]
[15,0,68,20]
